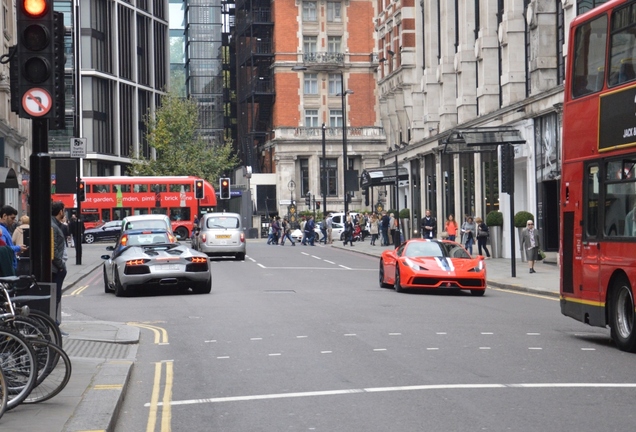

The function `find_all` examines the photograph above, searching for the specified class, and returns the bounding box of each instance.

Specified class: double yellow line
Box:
[127,322,173,432]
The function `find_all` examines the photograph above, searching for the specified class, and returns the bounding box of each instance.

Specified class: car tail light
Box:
[201,234,207,242]
[187,256,208,263]
[120,234,128,246]
[240,232,245,243]
[126,259,150,266]
[168,233,177,243]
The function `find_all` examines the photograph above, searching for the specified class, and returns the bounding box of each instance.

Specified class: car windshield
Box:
[404,242,444,258]
[440,242,471,259]
[205,217,239,229]
[124,220,168,231]
[126,232,170,246]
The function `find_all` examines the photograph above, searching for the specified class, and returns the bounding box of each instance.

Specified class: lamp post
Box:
[321,123,327,217]
[393,145,401,248]
[339,82,354,214]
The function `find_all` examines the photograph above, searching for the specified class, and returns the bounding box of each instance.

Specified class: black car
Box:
[83,220,122,244]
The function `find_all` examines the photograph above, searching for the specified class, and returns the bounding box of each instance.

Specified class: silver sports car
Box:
[102,229,211,297]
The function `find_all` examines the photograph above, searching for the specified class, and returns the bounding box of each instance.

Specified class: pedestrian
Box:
[475,216,491,258]
[326,213,333,244]
[461,216,476,255]
[272,217,281,245]
[343,214,355,246]
[266,218,275,245]
[421,209,437,239]
[445,214,458,241]
[0,205,27,269]
[520,219,540,273]
[279,218,296,246]
[380,211,390,246]
[51,201,68,331]
[305,216,316,246]
[369,213,379,245]
[12,215,30,249]
[191,213,200,242]
[319,218,327,244]
[68,213,79,247]
[389,212,397,245]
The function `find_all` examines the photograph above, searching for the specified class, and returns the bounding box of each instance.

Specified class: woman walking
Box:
[369,214,379,245]
[343,215,355,246]
[461,216,476,255]
[475,217,491,258]
[520,220,540,273]
[445,214,458,241]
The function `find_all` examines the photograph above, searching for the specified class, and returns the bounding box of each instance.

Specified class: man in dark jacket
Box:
[304,216,316,246]
[51,201,67,326]
[420,209,437,239]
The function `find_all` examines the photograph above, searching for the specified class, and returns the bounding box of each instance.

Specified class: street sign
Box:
[70,137,87,158]
[22,87,52,116]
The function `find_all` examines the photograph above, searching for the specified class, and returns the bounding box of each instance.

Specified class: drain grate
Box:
[63,339,133,359]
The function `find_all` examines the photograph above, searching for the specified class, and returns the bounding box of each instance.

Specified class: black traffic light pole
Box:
[75,160,82,265]
[31,119,52,282]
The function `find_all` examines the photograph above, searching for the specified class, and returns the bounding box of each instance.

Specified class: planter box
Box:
[489,226,503,258]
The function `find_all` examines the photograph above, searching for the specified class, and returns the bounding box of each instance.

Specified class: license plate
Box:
[156,264,179,270]
[216,234,231,239]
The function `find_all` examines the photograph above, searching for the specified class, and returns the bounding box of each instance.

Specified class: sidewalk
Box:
[329,237,560,298]
[1,243,138,432]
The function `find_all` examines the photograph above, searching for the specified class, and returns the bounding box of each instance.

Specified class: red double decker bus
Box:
[561,0,636,352]
[52,176,217,240]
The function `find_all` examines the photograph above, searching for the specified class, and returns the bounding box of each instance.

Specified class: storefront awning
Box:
[360,165,408,189]
[0,168,18,188]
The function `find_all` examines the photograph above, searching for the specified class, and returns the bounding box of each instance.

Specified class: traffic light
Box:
[316,201,321,210]
[12,0,65,128]
[305,192,311,206]
[78,180,86,201]
[220,178,231,199]
[194,179,204,199]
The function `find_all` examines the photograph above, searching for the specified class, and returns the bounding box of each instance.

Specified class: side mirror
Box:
[101,254,110,260]
[105,246,115,251]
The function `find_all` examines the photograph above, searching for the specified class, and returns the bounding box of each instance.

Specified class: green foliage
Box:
[514,211,534,228]
[486,210,504,227]
[128,92,239,183]
[399,208,410,218]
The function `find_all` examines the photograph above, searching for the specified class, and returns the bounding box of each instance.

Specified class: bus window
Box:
[609,4,636,86]
[116,184,131,193]
[113,208,132,221]
[153,185,167,193]
[151,208,167,215]
[93,184,110,193]
[573,15,607,97]
[170,207,191,221]
[586,165,600,238]
[101,209,111,222]
[134,184,148,192]
[133,208,149,215]
[605,159,636,236]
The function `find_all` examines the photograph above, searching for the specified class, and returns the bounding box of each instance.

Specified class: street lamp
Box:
[392,144,402,248]
[337,84,354,214]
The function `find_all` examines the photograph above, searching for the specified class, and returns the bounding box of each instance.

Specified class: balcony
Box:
[237,38,273,65]
[274,126,385,139]
[302,52,345,69]
[235,8,272,35]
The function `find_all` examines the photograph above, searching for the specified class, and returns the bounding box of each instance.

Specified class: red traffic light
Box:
[23,0,48,17]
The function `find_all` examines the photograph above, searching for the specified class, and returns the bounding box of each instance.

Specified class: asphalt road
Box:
[63,241,635,432]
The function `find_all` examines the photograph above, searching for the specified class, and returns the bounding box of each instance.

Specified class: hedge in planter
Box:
[486,211,503,227]
[514,211,534,228]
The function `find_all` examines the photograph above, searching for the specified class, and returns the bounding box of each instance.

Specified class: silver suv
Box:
[193,212,246,260]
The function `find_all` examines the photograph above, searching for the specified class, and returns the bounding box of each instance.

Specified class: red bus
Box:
[52,176,217,240]
[561,0,636,352]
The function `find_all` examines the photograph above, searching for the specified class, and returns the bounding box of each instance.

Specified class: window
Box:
[92,184,110,193]
[609,3,636,87]
[305,109,319,127]
[304,73,318,94]
[328,36,342,53]
[327,2,342,22]
[301,159,310,196]
[572,15,607,96]
[329,109,343,127]
[328,73,342,95]
[115,184,132,193]
[320,158,338,196]
[134,184,149,192]
[303,1,317,21]
[603,159,636,237]
[304,36,317,54]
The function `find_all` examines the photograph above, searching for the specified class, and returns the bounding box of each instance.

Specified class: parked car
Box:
[379,239,487,295]
[83,220,122,244]
[101,228,210,297]
[192,212,246,260]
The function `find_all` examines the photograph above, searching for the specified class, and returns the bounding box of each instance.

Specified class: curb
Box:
[486,281,560,298]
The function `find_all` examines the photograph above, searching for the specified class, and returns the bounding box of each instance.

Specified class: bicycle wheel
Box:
[8,316,50,342]
[0,367,7,419]
[0,328,37,410]
[23,339,71,404]
[23,310,62,346]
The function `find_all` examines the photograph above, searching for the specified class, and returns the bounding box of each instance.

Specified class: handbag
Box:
[538,249,546,261]
[477,229,488,238]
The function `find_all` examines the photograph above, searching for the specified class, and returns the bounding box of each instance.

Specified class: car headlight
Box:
[404,257,424,271]
[469,261,484,272]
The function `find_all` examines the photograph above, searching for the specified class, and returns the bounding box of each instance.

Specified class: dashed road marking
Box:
[528,347,543,350]
[373,348,387,352]
[250,338,262,341]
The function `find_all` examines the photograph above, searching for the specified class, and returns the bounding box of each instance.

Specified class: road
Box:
[63,241,635,431]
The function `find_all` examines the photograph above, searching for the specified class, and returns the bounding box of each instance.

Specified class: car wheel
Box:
[470,289,485,296]
[84,234,95,244]
[235,252,246,261]
[193,278,212,294]
[394,265,404,293]
[114,269,127,297]
[379,260,391,288]
[610,275,636,352]
[103,266,110,293]
[175,227,188,241]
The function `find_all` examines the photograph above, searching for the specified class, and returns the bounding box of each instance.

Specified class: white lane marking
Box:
[324,260,335,264]
[344,334,356,337]
[481,332,493,335]
[436,332,447,335]
[581,348,596,351]
[257,263,266,268]
[301,252,310,256]
[339,265,352,269]
[373,348,387,352]
[217,356,230,359]
[528,347,543,350]
[157,383,636,407]
[268,353,282,356]
[250,338,262,341]
[321,351,332,354]
[296,336,308,339]
[479,347,491,350]
[248,257,256,262]
[427,348,439,351]
[527,333,541,336]
[205,340,217,343]
[311,255,321,260]
[389,333,402,336]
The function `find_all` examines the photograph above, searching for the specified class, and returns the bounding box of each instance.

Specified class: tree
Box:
[129,93,238,183]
